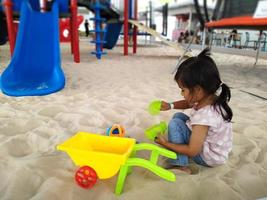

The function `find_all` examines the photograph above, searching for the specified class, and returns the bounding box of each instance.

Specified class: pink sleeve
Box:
[190,109,219,128]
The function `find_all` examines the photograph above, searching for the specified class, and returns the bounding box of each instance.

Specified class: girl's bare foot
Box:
[175,166,192,174]
[168,166,192,174]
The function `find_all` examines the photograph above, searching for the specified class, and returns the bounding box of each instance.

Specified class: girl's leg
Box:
[172,112,189,122]
[192,155,210,167]
[168,112,191,167]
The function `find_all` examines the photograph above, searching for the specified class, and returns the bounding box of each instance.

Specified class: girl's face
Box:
[178,81,193,103]
[178,81,204,105]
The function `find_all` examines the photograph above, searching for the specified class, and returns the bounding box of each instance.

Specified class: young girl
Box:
[155,48,233,173]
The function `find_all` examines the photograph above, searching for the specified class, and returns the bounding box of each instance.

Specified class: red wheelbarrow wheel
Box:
[75,166,98,189]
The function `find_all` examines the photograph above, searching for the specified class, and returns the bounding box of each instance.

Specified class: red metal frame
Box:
[133,0,137,54]
[124,0,128,56]
[3,0,15,56]
[70,0,80,63]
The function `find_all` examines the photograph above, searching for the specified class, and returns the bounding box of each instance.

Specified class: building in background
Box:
[155,0,214,41]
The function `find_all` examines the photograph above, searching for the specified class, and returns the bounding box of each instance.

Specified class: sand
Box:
[0,40,267,200]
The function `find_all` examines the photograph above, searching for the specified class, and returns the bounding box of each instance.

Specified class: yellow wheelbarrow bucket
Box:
[57,132,177,195]
[57,132,136,179]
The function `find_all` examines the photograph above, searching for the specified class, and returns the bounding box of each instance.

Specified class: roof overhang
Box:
[206,16,267,30]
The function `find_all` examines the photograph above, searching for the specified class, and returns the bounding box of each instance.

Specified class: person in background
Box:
[228,29,238,46]
[84,19,90,37]
[177,32,185,43]
[184,30,190,43]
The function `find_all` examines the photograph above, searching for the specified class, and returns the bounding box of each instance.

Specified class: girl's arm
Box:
[155,125,209,157]
[161,100,192,111]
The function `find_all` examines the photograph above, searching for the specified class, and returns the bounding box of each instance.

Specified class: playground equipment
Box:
[1,0,80,62]
[90,0,107,59]
[0,0,186,96]
[128,19,184,54]
[103,22,123,49]
[0,0,138,96]
[145,121,167,141]
[80,0,184,58]
[0,0,66,96]
[78,0,138,59]
[57,132,177,195]
[60,15,84,42]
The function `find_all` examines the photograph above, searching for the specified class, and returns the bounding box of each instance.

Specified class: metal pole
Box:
[188,9,192,31]
[70,0,80,63]
[3,0,15,56]
[171,32,196,74]
[254,30,263,67]
[201,28,206,50]
[149,0,152,44]
[145,6,148,45]
[124,0,129,56]
[149,0,152,28]
[133,0,137,54]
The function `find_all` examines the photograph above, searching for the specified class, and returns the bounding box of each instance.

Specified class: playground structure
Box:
[57,132,177,195]
[1,0,140,59]
[1,0,185,59]
[0,0,68,96]
[0,0,186,96]
[129,19,184,53]
[90,0,108,59]
[77,0,139,57]
[59,15,84,42]
[0,0,140,96]
[1,0,80,62]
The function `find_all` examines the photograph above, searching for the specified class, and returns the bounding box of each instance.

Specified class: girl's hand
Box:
[154,135,168,146]
[160,101,171,111]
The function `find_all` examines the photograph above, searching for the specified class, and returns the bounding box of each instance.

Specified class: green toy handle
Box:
[115,143,177,195]
[145,121,167,141]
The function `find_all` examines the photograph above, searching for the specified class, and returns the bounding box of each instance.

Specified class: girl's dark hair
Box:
[174,48,233,122]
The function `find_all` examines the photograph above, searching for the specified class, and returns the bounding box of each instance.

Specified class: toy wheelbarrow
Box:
[57,132,177,195]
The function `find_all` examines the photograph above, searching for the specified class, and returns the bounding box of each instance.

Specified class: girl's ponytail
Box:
[214,83,233,122]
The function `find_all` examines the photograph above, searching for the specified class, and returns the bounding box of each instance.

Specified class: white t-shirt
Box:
[186,105,232,166]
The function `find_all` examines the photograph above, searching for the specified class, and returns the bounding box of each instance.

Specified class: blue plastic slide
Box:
[0,0,65,96]
[103,22,123,49]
